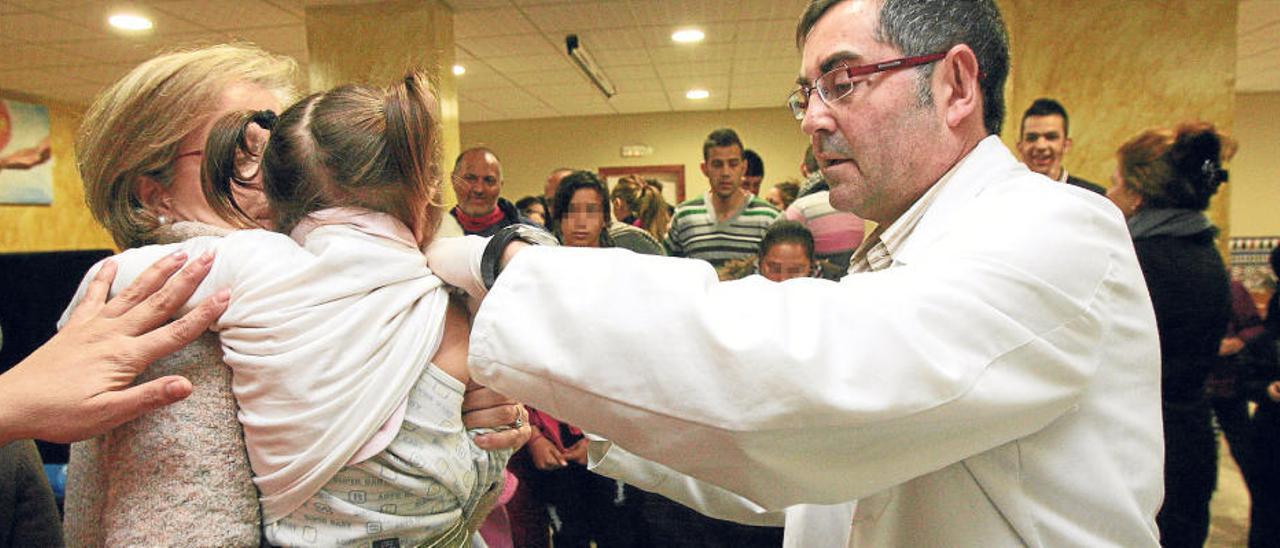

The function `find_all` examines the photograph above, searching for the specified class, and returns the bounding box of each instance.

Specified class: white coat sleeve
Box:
[468,191,1120,509]
[586,438,785,526]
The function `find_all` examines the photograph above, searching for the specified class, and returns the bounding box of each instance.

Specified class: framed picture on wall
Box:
[0,98,54,205]
[599,165,686,206]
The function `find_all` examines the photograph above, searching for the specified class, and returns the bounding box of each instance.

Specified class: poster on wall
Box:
[0,98,54,205]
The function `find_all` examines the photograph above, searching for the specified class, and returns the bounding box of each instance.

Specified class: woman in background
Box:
[1107,121,1235,548]
[610,174,670,243]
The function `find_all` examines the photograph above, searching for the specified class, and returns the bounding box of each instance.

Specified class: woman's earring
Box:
[157,214,170,225]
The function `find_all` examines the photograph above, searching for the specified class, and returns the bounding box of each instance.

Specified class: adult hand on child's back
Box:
[463,381,531,451]
[0,252,226,444]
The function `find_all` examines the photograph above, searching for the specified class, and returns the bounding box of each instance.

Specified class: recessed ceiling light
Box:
[686,89,710,100]
[108,13,153,31]
[452,64,466,76]
[672,29,705,43]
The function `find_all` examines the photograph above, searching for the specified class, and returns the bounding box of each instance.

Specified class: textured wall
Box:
[0,93,114,253]
[998,0,1238,234]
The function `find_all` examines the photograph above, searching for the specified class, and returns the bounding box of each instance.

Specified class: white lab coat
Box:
[468,137,1163,547]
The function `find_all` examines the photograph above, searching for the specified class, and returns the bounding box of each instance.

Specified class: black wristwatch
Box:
[481,224,559,290]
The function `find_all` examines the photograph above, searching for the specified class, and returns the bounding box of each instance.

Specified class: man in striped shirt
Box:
[664,128,780,267]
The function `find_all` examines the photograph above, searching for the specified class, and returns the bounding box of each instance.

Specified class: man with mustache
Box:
[431,0,1162,545]
[663,128,780,267]
[1016,98,1106,195]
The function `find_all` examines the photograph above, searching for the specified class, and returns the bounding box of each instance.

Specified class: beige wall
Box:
[1231,92,1280,237]
[0,93,114,253]
[460,107,810,204]
[998,0,1237,235]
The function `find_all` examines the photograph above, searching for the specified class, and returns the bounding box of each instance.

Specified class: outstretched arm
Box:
[0,251,227,444]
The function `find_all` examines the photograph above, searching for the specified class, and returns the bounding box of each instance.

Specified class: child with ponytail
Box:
[64,72,512,547]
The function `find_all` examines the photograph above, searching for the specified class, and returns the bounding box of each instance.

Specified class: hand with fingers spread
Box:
[0,251,227,445]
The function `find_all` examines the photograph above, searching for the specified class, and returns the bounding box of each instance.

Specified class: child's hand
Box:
[529,437,567,470]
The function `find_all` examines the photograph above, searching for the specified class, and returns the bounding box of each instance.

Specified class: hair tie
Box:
[252,110,278,130]
[1201,159,1228,185]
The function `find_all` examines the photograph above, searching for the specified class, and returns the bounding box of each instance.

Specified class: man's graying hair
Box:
[795,0,1010,136]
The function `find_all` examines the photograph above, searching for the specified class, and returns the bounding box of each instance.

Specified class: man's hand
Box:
[462,382,531,451]
[0,251,226,444]
[1268,381,1280,403]
[529,436,567,470]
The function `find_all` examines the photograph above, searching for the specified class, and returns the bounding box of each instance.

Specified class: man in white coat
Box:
[428,0,1163,545]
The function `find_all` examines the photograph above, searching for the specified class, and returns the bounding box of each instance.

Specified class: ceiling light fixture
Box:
[566,34,617,99]
[686,89,710,100]
[452,65,466,76]
[672,29,705,43]
[108,13,153,31]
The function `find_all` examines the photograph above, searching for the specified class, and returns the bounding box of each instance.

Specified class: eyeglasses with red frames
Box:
[786,51,948,120]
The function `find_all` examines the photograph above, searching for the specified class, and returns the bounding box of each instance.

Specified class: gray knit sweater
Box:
[63,223,261,547]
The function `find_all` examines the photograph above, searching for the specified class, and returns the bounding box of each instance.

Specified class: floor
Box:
[1208,435,1251,547]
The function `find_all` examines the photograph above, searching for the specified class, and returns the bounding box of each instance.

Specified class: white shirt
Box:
[467,136,1163,547]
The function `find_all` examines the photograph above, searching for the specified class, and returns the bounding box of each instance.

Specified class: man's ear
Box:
[1064,137,1074,155]
[136,176,173,216]
[935,44,981,130]
[700,161,711,179]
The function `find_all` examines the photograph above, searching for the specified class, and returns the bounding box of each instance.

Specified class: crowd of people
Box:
[0,0,1278,547]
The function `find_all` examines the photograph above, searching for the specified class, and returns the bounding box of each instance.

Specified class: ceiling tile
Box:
[47,5,208,38]
[156,0,302,30]
[654,61,730,80]
[522,2,634,32]
[63,63,137,85]
[569,27,646,51]
[627,0,742,27]
[592,47,650,66]
[0,43,91,70]
[47,32,229,64]
[608,76,665,92]
[455,8,537,38]
[606,90,670,113]
[457,33,560,58]
[484,53,571,73]
[637,21,737,47]
[0,11,105,42]
[648,43,735,64]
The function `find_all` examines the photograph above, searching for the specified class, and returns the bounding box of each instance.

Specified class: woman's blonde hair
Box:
[78,43,298,248]
[610,174,670,242]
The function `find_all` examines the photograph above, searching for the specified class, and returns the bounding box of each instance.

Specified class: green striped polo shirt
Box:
[664,192,780,267]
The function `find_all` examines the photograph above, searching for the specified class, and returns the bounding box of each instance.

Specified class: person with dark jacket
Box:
[1107,122,1236,548]
[439,147,532,237]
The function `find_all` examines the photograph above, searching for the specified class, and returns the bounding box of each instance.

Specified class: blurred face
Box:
[561,188,606,248]
[452,150,503,216]
[798,0,942,224]
[765,187,786,209]
[1106,166,1143,219]
[701,145,746,201]
[158,82,279,228]
[1018,114,1071,180]
[742,175,763,195]
[760,241,814,282]
[523,202,546,226]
